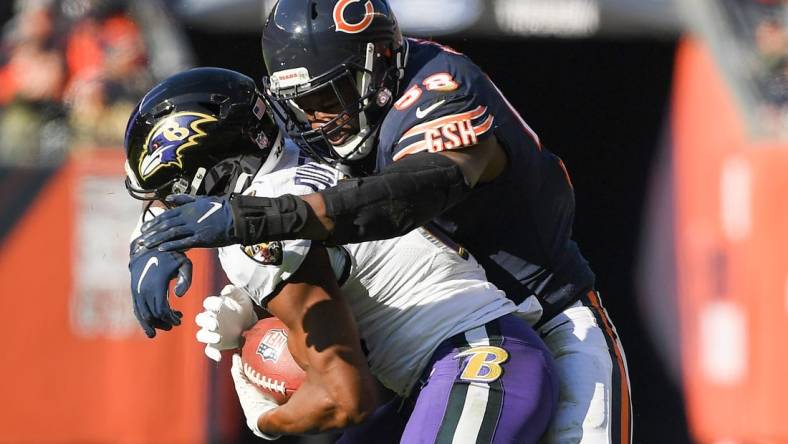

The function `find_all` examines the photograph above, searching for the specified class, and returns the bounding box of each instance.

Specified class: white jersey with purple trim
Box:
[218,143,516,395]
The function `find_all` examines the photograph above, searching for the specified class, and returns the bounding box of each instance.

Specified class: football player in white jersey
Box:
[125,68,557,442]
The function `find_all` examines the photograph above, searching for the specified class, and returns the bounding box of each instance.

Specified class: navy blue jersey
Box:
[377,39,595,323]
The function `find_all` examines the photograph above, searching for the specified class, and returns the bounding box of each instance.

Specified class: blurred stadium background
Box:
[0,0,785,443]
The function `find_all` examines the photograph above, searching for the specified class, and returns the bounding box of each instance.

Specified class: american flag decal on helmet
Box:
[252,96,267,120]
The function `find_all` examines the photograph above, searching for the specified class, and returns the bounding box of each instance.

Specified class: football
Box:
[241,317,306,404]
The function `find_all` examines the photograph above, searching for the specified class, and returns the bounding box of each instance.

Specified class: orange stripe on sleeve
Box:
[473,115,495,136]
[392,141,428,162]
[400,106,487,141]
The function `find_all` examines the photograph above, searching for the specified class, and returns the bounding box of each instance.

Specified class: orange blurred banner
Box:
[0,150,211,444]
[673,39,788,443]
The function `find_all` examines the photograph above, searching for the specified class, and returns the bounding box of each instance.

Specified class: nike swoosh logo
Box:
[137,257,159,293]
[197,202,223,224]
[416,100,445,119]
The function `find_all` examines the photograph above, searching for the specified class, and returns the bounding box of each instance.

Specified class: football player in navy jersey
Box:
[138,0,632,442]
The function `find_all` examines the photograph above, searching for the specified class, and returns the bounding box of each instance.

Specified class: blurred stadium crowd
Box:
[0,0,784,169]
[0,0,192,166]
[717,0,788,136]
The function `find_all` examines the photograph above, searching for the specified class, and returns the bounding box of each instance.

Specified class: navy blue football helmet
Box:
[124,67,282,201]
[261,0,405,164]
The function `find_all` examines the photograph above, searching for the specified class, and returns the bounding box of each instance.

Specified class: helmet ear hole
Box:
[200,101,222,117]
[210,93,229,104]
[151,102,174,119]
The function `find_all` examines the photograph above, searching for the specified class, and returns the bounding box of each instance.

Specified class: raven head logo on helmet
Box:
[124,67,283,202]
[261,0,405,165]
[138,112,217,180]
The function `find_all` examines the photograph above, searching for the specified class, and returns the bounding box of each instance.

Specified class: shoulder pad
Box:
[218,239,312,306]
[379,41,500,160]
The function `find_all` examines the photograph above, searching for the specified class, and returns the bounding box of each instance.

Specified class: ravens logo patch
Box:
[242,242,284,265]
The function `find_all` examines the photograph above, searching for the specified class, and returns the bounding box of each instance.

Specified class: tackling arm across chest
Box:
[319,138,506,244]
[229,141,505,245]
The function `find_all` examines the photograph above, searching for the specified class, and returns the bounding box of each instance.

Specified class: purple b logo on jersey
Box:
[138,111,217,180]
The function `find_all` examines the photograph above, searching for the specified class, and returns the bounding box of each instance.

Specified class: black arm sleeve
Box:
[321,152,471,244]
[230,193,330,245]
[228,152,471,245]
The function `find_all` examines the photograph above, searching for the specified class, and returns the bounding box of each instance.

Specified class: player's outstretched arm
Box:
[138,191,331,251]
[248,245,378,436]
[317,137,506,244]
[231,137,506,246]
[138,138,505,251]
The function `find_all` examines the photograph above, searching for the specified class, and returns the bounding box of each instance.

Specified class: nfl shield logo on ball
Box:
[256,329,288,362]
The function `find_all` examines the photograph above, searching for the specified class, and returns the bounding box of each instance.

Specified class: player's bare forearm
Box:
[436,136,508,186]
[260,321,376,434]
[259,246,378,435]
[300,193,335,238]
[259,349,375,434]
